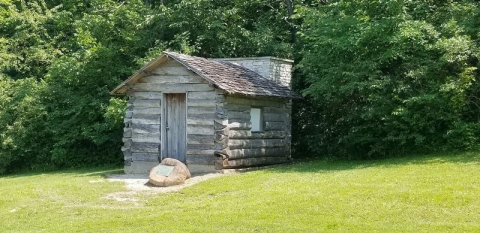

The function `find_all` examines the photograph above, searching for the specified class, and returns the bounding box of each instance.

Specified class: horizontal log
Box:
[228,112,250,120]
[226,96,286,108]
[132,114,161,125]
[188,134,214,145]
[133,107,162,115]
[228,148,286,160]
[187,143,214,150]
[152,66,196,76]
[187,149,216,155]
[264,113,285,122]
[131,142,160,153]
[131,153,159,162]
[131,124,160,134]
[228,130,287,139]
[264,107,286,114]
[188,113,216,120]
[132,133,161,143]
[186,155,215,165]
[225,103,250,112]
[187,118,214,126]
[187,125,214,135]
[187,99,216,107]
[133,83,214,92]
[224,156,289,168]
[139,75,206,84]
[131,92,163,99]
[133,99,161,107]
[188,106,215,115]
[228,139,285,149]
[228,122,251,130]
[188,91,217,100]
[265,122,285,131]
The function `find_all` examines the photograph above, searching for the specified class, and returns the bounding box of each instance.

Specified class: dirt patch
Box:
[101,172,227,203]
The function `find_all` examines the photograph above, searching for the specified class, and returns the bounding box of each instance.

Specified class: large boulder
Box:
[148,158,191,187]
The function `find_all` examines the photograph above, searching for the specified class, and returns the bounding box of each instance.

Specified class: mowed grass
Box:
[1,152,480,232]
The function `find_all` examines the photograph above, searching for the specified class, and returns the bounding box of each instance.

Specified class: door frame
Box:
[160,92,188,162]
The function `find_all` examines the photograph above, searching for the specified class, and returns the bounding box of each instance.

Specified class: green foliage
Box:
[0,0,293,174]
[0,77,49,173]
[296,0,480,158]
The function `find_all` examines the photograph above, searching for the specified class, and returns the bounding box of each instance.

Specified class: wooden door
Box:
[164,93,187,162]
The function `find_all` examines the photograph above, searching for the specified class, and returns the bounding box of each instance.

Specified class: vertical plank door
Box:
[164,93,187,162]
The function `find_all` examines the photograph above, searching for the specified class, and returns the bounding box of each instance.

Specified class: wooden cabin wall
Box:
[218,95,292,168]
[123,58,217,174]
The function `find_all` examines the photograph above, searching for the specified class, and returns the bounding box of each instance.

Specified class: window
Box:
[250,108,263,132]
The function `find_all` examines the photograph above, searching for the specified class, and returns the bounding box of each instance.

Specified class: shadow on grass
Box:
[0,165,123,179]
[268,151,480,174]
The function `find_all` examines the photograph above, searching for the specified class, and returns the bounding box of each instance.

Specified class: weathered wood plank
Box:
[228,139,285,149]
[187,125,214,135]
[187,99,216,107]
[224,156,288,168]
[188,134,215,145]
[188,106,215,115]
[225,103,250,112]
[226,96,286,108]
[187,149,216,155]
[228,112,250,120]
[264,107,286,114]
[228,121,251,130]
[132,133,161,143]
[131,123,160,134]
[264,122,285,131]
[139,75,207,84]
[187,118,214,126]
[133,99,161,107]
[152,66,195,76]
[132,114,161,125]
[186,155,215,165]
[131,153,159,162]
[187,91,217,100]
[187,144,214,150]
[132,107,162,115]
[160,59,184,67]
[228,130,287,139]
[131,92,163,99]
[131,142,160,153]
[264,113,285,122]
[133,83,214,92]
[165,93,187,162]
[228,148,286,160]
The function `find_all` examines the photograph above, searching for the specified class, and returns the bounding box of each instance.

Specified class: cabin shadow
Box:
[266,151,480,174]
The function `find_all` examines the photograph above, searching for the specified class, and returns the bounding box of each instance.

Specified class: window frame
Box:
[250,107,264,132]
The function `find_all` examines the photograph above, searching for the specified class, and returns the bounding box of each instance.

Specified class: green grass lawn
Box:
[1,152,480,232]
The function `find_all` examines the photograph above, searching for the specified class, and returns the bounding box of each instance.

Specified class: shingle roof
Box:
[111,52,301,99]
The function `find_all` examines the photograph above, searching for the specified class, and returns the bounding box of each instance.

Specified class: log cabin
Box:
[111,52,301,174]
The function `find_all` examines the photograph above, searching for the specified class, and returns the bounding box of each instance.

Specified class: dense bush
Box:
[295,0,480,158]
[0,0,293,174]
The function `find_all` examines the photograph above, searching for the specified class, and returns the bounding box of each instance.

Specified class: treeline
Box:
[0,0,479,174]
